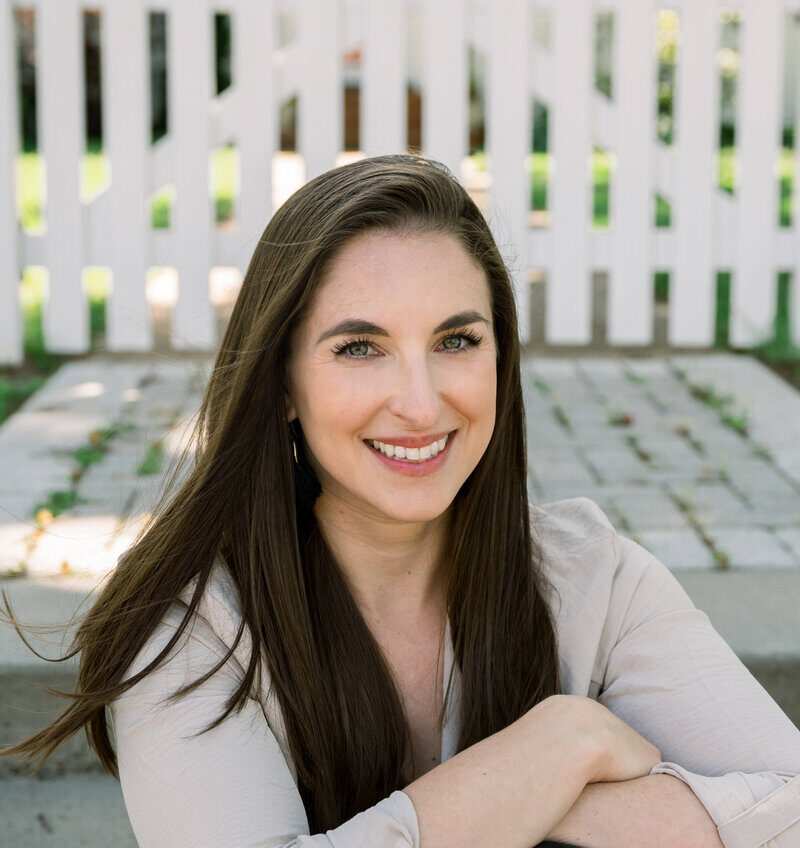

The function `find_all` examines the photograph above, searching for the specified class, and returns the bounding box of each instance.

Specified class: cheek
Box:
[447,359,497,420]
[299,370,377,432]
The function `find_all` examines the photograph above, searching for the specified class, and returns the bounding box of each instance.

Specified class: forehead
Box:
[308,230,491,320]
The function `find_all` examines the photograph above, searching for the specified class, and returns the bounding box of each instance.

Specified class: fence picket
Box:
[105,0,151,352]
[672,0,717,345]
[549,0,594,344]
[39,0,87,353]
[169,0,215,351]
[733,0,783,347]
[421,0,468,178]
[298,0,342,182]
[0,3,21,364]
[487,0,531,342]
[608,0,656,345]
[362,0,406,156]
[227,0,276,268]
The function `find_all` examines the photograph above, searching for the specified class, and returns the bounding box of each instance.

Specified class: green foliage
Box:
[0,374,47,425]
[654,272,669,304]
[593,147,612,227]
[137,441,164,475]
[655,195,671,228]
[33,489,83,519]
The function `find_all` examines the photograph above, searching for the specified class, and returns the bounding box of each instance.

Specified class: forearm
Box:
[404,697,601,848]
[545,774,725,848]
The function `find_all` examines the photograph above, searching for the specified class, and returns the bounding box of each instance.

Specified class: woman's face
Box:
[285,230,498,524]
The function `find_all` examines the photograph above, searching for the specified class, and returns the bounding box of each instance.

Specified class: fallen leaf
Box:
[36,509,54,527]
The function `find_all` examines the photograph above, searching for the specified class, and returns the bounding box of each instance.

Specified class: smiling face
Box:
[284,229,498,525]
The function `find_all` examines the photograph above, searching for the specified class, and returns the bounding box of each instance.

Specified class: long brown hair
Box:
[0,153,562,832]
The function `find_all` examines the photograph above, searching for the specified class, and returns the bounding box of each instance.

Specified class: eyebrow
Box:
[316,310,490,345]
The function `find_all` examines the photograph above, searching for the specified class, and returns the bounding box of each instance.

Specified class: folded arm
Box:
[574,526,800,848]
[546,773,724,848]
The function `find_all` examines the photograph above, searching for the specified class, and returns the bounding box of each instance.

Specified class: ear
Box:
[284,386,297,422]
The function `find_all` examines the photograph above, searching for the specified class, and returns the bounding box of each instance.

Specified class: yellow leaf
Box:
[36,509,54,527]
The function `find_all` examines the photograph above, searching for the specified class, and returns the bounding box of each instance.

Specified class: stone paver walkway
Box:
[0,356,211,578]
[1,351,799,579]
[523,353,800,571]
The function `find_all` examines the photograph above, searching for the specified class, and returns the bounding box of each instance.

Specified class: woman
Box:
[2,154,799,848]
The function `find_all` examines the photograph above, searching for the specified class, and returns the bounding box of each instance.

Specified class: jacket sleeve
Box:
[108,604,419,848]
[596,527,800,848]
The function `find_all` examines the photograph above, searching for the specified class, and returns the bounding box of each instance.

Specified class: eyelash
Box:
[331,328,484,359]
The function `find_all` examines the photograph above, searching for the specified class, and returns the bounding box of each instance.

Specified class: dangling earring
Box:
[288,418,322,514]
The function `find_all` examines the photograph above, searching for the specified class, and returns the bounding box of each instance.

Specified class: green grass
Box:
[527,145,795,229]
[0,374,48,425]
[717,146,795,226]
[18,146,239,232]
[17,267,109,362]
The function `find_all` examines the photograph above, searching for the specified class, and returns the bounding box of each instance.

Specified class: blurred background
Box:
[1,1,800,845]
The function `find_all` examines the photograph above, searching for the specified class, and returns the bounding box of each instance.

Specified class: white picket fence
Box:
[2,0,800,365]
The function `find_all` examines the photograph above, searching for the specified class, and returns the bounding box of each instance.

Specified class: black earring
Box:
[289,419,322,515]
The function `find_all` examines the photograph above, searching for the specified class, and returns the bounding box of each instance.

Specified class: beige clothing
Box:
[109,497,800,847]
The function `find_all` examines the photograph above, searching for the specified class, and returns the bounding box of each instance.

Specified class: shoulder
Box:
[529,496,619,621]
[529,494,690,623]
[529,496,699,695]
[117,556,254,692]
[530,495,617,559]
[177,556,253,673]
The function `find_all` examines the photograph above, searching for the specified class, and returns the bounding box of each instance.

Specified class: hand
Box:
[532,694,662,785]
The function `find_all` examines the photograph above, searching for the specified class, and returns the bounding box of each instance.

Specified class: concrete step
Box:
[0,773,135,847]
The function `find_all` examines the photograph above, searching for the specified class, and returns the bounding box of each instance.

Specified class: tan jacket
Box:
[109,497,800,847]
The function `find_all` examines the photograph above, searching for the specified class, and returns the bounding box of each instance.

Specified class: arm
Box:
[547,774,724,848]
[110,607,602,848]
[582,525,800,848]
[404,694,603,848]
[110,606,419,847]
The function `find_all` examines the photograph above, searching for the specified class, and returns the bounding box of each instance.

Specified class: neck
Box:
[312,493,450,628]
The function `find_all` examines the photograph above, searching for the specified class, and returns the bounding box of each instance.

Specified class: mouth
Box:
[363,431,457,475]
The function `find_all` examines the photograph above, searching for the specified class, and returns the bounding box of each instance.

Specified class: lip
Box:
[366,431,453,449]
[363,431,456,476]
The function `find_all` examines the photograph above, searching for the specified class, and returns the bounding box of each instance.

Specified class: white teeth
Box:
[368,433,451,462]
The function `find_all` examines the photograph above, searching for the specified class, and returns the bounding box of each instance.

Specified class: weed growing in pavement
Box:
[552,404,572,431]
[608,408,634,426]
[137,441,164,476]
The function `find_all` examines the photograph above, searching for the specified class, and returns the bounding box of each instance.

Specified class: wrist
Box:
[524,695,606,788]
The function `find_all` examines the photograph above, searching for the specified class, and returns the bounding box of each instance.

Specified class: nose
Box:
[386,354,442,427]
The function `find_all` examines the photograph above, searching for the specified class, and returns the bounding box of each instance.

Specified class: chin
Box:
[372,497,453,524]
